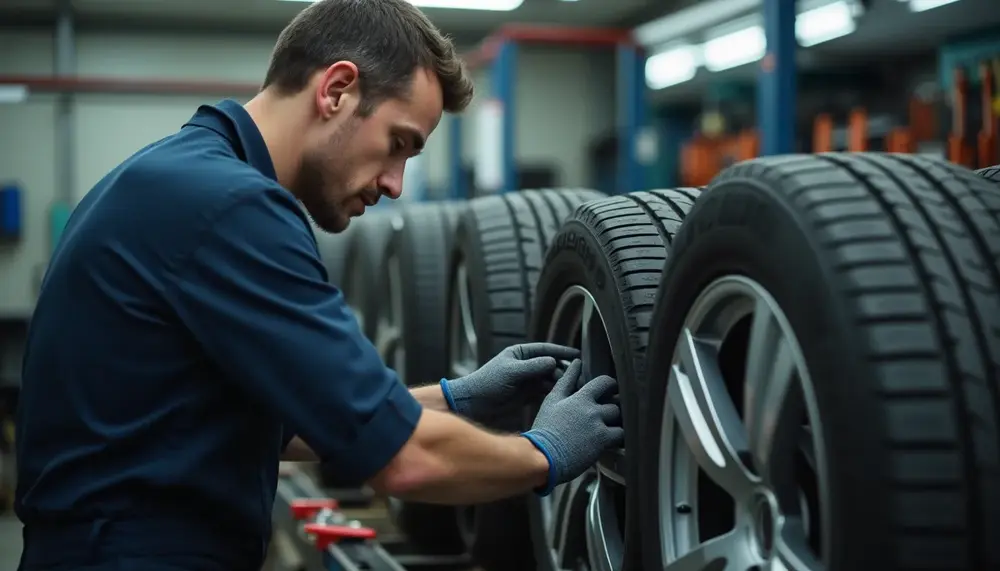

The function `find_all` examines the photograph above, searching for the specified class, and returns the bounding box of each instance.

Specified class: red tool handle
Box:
[303,523,377,550]
[289,498,339,520]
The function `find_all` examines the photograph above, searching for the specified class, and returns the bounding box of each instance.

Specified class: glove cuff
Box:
[521,431,557,497]
[439,378,460,413]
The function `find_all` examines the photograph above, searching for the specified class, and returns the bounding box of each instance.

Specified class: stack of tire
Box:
[323,154,1000,571]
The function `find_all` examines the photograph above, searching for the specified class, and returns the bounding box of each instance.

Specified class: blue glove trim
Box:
[521,432,557,497]
[439,378,459,413]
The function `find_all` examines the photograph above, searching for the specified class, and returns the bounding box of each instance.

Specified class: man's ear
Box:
[315,61,360,119]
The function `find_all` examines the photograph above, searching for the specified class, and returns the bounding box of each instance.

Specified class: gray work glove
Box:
[521,360,624,496]
[440,343,580,425]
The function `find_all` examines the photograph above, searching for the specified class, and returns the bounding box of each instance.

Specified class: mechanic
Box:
[13,0,623,570]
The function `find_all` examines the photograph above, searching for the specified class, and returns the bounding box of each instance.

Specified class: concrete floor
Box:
[0,516,22,571]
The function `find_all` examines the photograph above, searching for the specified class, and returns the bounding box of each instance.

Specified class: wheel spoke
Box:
[743,298,800,486]
[668,328,757,501]
[597,448,626,485]
[457,266,477,357]
[663,530,755,571]
[450,263,479,379]
[547,474,595,569]
[798,427,816,473]
[769,517,823,571]
[586,477,624,571]
[580,294,595,382]
[376,326,401,368]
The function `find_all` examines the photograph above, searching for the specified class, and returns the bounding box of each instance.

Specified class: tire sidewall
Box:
[640,183,888,571]
[528,219,645,571]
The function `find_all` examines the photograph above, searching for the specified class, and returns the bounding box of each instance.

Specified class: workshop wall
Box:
[0,28,616,317]
[0,31,55,319]
[459,46,617,189]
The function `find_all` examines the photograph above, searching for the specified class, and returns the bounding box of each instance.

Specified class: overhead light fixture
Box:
[907,0,960,11]
[0,85,29,104]
[703,24,766,72]
[645,44,700,89]
[796,0,859,47]
[279,0,524,10]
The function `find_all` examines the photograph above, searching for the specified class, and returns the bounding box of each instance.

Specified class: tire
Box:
[639,153,1000,571]
[380,202,466,384]
[379,201,468,556]
[977,165,1000,182]
[526,189,701,571]
[343,210,399,341]
[314,221,355,288]
[446,188,605,571]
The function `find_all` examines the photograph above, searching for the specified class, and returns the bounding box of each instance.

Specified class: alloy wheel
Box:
[345,260,367,335]
[659,275,826,571]
[375,250,405,376]
[538,285,626,571]
[449,260,479,379]
[448,258,481,546]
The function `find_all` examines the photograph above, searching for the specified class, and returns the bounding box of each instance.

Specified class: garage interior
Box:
[2,0,1000,570]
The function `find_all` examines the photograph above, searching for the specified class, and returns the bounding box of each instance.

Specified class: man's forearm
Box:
[372,409,549,505]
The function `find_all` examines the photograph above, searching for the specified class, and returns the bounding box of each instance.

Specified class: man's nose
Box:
[377,164,405,200]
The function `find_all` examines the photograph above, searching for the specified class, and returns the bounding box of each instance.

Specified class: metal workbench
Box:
[271,467,473,571]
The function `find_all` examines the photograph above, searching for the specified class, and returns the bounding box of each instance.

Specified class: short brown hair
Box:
[263,0,474,114]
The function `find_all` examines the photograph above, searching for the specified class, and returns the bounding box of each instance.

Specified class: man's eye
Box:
[393,138,406,152]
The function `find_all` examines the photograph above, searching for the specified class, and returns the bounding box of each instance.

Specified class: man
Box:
[14,0,623,569]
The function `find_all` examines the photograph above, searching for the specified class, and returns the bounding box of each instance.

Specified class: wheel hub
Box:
[748,489,778,560]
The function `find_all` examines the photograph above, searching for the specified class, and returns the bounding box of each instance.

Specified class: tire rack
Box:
[272,465,473,571]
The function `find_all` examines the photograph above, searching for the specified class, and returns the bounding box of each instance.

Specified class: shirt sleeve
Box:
[165,188,422,486]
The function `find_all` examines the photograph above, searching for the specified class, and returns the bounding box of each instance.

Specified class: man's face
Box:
[296,66,443,233]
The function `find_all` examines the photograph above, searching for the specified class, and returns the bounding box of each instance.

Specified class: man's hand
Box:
[440,342,580,425]
[521,359,623,495]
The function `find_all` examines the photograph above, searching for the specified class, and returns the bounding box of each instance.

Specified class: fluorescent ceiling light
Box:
[0,85,29,104]
[796,0,858,47]
[645,45,700,89]
[908,0,960,11]
[633,0,762,48]
[279,0,524,10]
[703,25,766,72]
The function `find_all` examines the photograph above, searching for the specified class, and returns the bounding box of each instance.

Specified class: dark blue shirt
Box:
[14,100,422,565]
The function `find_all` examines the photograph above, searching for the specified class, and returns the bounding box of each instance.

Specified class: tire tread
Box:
[711,153,1000,570]
[464,189,605,358]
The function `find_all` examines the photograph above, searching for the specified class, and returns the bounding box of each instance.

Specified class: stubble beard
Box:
[295,118,357,234]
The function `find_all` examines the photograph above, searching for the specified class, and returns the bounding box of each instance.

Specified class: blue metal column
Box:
[492,40,518,193]
[616,44,649,194]
[448,115,466,199]
[758,0,797,155]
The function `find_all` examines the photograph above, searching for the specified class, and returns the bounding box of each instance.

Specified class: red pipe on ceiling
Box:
[0,24,634,95]
[463,24,635,69]
[0,74,261,96]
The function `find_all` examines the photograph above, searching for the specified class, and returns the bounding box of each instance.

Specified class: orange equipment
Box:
[948,68,976,167]
[978,60,997,168]
[680,130,759,187]
[813,100,936,155]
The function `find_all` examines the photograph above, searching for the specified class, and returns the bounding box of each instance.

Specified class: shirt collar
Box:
[183,99,278,183]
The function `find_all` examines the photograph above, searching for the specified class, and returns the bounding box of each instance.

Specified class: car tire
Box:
[314,221,355,288]
[526,189,701,571]
[446,188,605,571]
[379,202,469,556]
[380,202,466,384]
[343,210,399,341]
[977,164,1000,182]
[639,153,1000,571]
